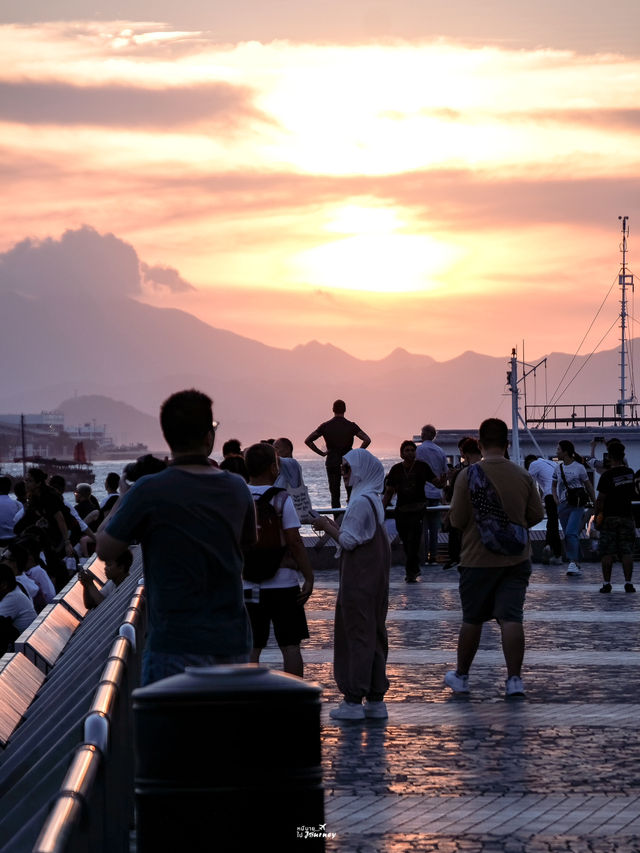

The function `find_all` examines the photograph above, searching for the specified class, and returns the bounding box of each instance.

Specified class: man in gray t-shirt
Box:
[97,389,256,686]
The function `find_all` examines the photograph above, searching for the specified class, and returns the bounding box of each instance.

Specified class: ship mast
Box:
[618,215,634,424]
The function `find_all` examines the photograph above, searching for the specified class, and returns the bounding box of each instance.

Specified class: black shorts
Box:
[458,560,531,624]
[246,586,310,649]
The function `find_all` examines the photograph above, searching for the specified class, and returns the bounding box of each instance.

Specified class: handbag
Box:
[559,464,589,507]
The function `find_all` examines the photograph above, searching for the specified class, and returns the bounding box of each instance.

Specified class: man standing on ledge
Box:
[305,399,371,509]
[96,389,256,686]
[445,418,544,698]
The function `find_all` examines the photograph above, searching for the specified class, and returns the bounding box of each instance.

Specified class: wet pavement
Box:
[261,558,640,852]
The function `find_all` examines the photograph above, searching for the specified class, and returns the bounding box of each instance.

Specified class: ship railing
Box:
[525,402,640,428]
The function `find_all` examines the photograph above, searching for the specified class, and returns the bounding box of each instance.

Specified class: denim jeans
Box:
[557,502,586,562]
[142,650,250,686]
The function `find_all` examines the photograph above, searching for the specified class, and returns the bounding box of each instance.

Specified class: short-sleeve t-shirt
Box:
[385,461,436,510]
[106,468,256,656]
[314,417,362,468]
[597,465,635,517]
[244,485,302,590]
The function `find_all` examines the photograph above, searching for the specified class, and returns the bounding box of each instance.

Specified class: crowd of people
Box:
[0,468,130,654]
[1,390,637,713]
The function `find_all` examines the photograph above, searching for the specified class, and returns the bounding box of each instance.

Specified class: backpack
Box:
[243,487,288,583]
[466,463,529,556]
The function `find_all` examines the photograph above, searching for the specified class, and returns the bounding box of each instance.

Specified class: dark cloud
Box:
[0,80,266,129]
[140,262,195,292]
[0,225,195,301]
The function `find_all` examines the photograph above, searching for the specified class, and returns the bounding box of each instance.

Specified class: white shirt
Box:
[0,495,18,539]
[0,587,37,633]
[528,458,558,497]
[25,565,55,605]
[416,440,447,499]
[553,460,590,503]
[244,485,302,590]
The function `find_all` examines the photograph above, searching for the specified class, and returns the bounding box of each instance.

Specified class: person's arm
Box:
[311,514,341,539]
[95,529,129,563]
[282,527,314,605]
[584,473,597,503]
[448,470,470,530]
[382,484,395,509]
[78,570,104,609]
[304,428,327,458]
[355,428,371,449]
[53,510,74,557]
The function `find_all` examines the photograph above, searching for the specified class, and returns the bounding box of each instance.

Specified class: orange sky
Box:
[1,6,639,362]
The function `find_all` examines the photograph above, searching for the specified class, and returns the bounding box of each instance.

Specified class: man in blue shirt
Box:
[96,389,256,686]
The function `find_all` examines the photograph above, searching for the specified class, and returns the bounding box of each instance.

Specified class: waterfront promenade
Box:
[262,555,640,852]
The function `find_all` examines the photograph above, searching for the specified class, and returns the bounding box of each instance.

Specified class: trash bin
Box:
[133,665,324,851]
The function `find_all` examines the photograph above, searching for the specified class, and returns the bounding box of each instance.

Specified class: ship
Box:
[430,216,640,473]
[14,440,95,489]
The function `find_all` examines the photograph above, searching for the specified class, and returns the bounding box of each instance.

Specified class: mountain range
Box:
[0,291,634,454]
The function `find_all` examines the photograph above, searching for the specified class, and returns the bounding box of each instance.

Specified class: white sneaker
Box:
[329,701,365,720]
[444,670,470,694]
[363,700,388,719]
[505,675,526,697]
[566,561,581,576]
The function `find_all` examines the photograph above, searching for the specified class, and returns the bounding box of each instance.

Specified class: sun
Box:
[292,206,462,294]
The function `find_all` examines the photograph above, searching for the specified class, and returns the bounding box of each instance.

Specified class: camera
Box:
[123,454,167,483]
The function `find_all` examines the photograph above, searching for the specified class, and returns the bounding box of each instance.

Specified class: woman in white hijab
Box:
[312,448,391,720]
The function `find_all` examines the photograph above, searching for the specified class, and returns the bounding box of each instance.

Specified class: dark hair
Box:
[608,441,625,461]
[0,563,17,591]
[13,481,26,501]
[123,455,167,483]
[460,437,481,456]
[115,549,133,574]
[105,472,120,491]
[1,541,29,572]
[27,467,47,485]
[524,454,539,469]
[332,399,346,414]
[15,536,42,564]
[400,440,417,454]
[222,439,242,456]
[244,442,277,477]
[478,418,508,449]
[275,437,293,454]
[0,476,11,495]
[558,440,575,458]
[49,475,66,492]
[421,424,436,441]
[160,389,215,453]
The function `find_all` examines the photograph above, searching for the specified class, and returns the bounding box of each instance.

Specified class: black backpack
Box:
[243,487,288,583]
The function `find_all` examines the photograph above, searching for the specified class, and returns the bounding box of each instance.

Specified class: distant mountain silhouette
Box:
[0,291,635,453]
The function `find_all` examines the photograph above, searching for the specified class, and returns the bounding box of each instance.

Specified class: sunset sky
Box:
[1,1,639,362]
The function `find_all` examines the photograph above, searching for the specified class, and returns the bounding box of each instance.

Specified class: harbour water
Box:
[2,454,401,508]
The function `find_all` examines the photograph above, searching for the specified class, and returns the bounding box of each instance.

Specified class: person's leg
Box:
[397,512,421,579]
[559,505,582,562]
[250,648,262,663]
[271,587,309,678]
[601,554,614,583]
[622,554,634,583]
[500,621,525,678]
[544,494,562,558]
[425,500,441,563]
[456,622,483,675]
[327,466,341,509]
[280,644,303,677]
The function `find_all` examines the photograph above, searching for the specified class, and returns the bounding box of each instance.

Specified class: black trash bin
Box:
[133,665,324,852]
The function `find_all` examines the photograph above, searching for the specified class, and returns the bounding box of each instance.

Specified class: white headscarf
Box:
[336,448,386,552]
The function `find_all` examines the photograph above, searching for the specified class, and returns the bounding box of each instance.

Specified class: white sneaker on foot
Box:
[566,561,581,576]
[505,675,526,696]
[444,670,470,694]
[329,701,365,720]
[363,700,388,719]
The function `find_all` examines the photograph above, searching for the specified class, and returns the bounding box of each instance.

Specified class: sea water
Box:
[2,454,402,509]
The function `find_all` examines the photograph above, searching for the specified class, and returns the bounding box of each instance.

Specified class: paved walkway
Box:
[262,558,640,852]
